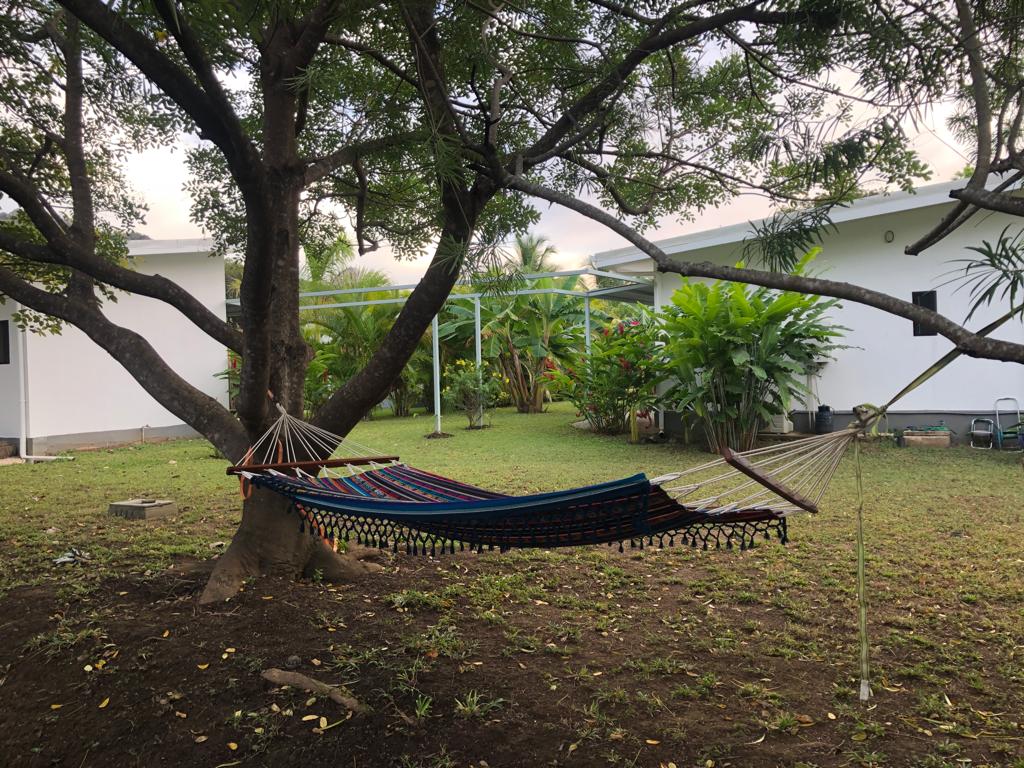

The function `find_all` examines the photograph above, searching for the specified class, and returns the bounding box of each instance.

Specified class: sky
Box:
[127,108,971,283]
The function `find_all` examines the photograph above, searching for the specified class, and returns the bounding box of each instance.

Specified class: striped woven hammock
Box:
[229,408,857,556]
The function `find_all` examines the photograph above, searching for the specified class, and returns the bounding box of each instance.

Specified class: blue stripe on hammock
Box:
[250,471,651,521]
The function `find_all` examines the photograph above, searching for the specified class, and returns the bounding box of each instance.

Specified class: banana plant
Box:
[440,235,588,413]
[662,252,846,451]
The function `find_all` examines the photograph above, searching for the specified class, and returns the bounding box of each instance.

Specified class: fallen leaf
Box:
[98,697,109,709]
[827,712,837,720]
[225,648,236,654]
[746,734,766,745]
[851,733,867,742]
[175,711,188,719]
[301,715,319,722]
[796,714,814,726]
[194,735,208,744]
[261,595,274,600]
[50,704,62,710]
[311,658,322,667]
[254,727,264,735]
[318,716,327,729]
[162,630,170,638]
[83,664,93,672]
[645,739,661,745]
[227,742,238,751]
[117,591,128,596]
[305,697,317,707]
[567,743,578,753]
[197,663,210,670]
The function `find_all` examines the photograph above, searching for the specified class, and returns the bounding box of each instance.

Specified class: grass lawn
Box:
[1,402,1022,767]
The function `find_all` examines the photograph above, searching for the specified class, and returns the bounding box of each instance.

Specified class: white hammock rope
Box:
[239,405,387,468]
[653,427,858,516]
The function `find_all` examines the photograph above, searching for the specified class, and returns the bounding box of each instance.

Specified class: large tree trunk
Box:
[200,488,380,604]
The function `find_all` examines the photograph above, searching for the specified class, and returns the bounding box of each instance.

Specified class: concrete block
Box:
[901,431,951,448]
[108,498,177,520]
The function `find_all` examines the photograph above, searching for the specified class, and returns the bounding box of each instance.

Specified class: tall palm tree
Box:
[301,265,431,418]
[441,234,586,413]
[512,233,559,273]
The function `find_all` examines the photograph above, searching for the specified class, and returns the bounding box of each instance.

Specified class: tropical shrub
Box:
[549,313,666,440]
[661,255,844,451]
[300,268,432,418]
[440,235,586,413]
[442,360,504,428]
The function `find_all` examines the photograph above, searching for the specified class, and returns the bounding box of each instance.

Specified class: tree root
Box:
[198,487,383,605]
[261,668,365,713]
[304,541,384,581]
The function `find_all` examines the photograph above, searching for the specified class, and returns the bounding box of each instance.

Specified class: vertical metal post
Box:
[584,294,592,356]
[473,297,482,369]
[432,313,442,434]
[474,297,483,426]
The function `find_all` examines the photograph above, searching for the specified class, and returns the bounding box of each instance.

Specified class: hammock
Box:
[229,408,858,556]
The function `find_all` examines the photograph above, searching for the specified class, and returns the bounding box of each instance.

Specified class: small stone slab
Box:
[901,432,951,448]
[108,498,177,520]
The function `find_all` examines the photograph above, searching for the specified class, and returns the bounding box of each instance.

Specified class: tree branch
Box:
[522,2,810,167]
[0,166,242,353]
[59,0,257,176]
[303,131,424,185]
[950,184,1024,216]
[321,35,420,89]
[0,264,247,459]
[0,229,242,353]
[502,173,1024,364]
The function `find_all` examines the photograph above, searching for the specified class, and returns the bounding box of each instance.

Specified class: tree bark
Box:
[199,488,380,604]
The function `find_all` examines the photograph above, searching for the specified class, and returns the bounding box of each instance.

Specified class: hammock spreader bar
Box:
[721,446,819,514]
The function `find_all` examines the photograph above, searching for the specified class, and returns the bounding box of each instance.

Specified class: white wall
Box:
[650,203,1024,414]
[0,302,24,438]
[24,245,229,441]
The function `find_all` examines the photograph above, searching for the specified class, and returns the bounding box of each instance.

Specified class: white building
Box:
[593,180,1024,439]
[0,238,229,455]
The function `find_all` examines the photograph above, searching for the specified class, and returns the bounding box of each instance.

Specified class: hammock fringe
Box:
[284,493,788,558]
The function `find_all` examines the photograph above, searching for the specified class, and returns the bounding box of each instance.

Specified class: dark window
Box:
[0,320,9,364]
[912,291,937,336]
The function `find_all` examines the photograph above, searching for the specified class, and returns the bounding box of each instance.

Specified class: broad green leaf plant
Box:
[662,252,845,451]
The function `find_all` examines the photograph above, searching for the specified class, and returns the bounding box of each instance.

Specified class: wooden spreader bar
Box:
[226,456,400,476]
[719,447,819,514]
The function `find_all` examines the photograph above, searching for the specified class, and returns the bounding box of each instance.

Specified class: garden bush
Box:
[549,313,665,440]
[442,360,504,429]
[661,254,844,451]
